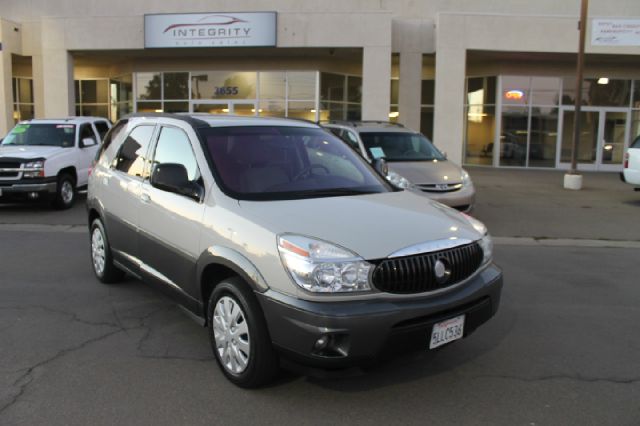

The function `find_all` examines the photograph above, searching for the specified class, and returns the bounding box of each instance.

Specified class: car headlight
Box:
[460,213,492,264]
[277,234,372,293]
[386,170,412,189]
[478,234,493,265]
[23,160,45,178]
[461,169,472,187]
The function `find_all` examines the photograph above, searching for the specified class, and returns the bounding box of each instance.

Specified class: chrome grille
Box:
[0,162,21,178]
[372,242,483,294]
[415,183,463,193]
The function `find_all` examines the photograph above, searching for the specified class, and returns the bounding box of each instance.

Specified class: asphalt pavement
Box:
[1,168,639,425]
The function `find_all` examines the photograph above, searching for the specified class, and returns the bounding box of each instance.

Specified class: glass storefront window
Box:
[464,105,496,166]
[346,104,361,121]
[529,107,558,168]
[18,104,34,121]
[80,80,108,103]
[163,101,189,113]
[288,72,316,100]
[191,71,256,100]
[163,72,189,100]
[562,78,631,107]
[320,73,345,102]
[467,77,496,105]
[390,80,399,105]
[260,72,285,100]
[500,106,529,166]
[632,81,640,109]
[531,77,560,106]
[288,101,316,121]
[421,80,434,105]
[319,102,343,121]
[347,76,362,103]
[137,72,161,100]
[12,77,35,123]
[79,105,109,118]
[560,110,598,163]
[502,76,530,107]
[136,101,162,112]
[420,106,434,140]
[259,100,285,117]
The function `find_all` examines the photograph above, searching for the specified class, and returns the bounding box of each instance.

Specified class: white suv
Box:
[0,117,111,209]
[622,136,640,190]
[87,113,503,388]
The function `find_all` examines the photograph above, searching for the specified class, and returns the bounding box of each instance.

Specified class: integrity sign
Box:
[144,12,277,48]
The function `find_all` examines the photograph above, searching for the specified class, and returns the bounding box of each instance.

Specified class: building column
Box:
[41,49,74,117]
[398,51,422,131]
[433,13,467,165]
[0,46,14,136]
[362,45,392,121]
[32,53,45,118]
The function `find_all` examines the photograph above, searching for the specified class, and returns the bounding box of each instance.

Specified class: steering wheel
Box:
[293,164,330,181]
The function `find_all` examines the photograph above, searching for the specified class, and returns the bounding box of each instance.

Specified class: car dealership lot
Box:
[1,169,639,425]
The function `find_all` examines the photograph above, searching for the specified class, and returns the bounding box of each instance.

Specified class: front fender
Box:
[196,246,270,293]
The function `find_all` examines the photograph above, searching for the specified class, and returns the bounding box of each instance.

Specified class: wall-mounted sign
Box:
[145,12,277,48]
[504,90,525,101]
[592,19,640,46]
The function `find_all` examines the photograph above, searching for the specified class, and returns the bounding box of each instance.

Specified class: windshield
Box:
[1,123,76,148]
[359,132,446,162]
[199,126,394,200]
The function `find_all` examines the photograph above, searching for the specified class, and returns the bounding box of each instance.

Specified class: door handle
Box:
[141,193,151,204]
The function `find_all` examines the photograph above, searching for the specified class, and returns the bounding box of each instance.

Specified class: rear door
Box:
[137,124,206,302]
[101,124,157,272]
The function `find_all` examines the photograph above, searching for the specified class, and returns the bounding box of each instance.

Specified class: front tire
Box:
[208,278,279,388]
[90,218,125,284]
[52,173,76,209]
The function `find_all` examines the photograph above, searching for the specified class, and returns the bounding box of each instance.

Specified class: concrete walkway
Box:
[468,167,640,241]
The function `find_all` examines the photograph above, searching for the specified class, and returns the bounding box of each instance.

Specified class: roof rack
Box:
[318,119,405,128]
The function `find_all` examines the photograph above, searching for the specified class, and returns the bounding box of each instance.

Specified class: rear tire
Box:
[208,277,279,388]
[90,218,125,284]
[52,173,76,209]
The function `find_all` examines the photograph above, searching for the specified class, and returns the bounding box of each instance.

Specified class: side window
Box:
[96,120,127,166]
[632,136,640,149]
[114,125,155,178]
[94,121,110,141]
[79,123,97,146]
[151,126,201,183]
[343,130,361,151]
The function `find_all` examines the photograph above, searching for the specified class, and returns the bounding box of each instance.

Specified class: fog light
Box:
[27,192,39,199]
[314,335,330,350]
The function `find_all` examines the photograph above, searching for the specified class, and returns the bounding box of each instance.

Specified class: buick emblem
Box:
[434,259,451,284]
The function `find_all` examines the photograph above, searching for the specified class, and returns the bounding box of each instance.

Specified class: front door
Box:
[558,107,628,171]
[191,101,257,116]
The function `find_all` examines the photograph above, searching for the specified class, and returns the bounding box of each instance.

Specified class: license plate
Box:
[429,315,465,349]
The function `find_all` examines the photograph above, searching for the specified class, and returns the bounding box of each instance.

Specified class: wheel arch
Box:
[58,166,77,184]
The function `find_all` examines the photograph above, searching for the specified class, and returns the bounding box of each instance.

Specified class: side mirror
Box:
[371,158,389,177]
[81,137,97,148]
[150,163,203,202]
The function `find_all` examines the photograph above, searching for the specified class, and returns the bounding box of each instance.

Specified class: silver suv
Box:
[322,121,475,212]
[87,113,502,387]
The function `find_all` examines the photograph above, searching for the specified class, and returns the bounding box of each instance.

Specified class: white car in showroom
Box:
[621,136,640,191]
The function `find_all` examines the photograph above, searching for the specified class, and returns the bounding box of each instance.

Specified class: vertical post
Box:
[570,0,589,174]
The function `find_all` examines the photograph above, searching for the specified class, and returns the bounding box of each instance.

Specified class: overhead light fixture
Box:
[388,111,399,118]
[222,108,229,113]
[154,109,163,113]
[597,77,609,85]
[310,109,317,113]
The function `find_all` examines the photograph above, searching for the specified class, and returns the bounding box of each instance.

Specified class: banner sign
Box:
[592,19,640,46]
[145,12,276,48]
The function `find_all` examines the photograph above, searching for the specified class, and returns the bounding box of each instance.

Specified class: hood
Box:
[388,160,463,185]
[0,145,67,160]
[238,190,482,260]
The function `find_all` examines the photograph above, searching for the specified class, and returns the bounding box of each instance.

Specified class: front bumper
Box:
[413,185,476,212]
[257,263,502,369]
[0,178,57,195]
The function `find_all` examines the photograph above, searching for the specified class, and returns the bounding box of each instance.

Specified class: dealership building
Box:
[1,0,639,170]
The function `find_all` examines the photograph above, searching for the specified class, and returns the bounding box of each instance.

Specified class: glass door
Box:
[558,107,627,171]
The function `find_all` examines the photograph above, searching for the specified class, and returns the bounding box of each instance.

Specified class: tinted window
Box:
[79,124,97,145]
[94,121,110,140]
[199,126,393,200]
[115,125,155,178]
[2,123,75,147]
[359,132,446,162]
[152,127,200,181]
